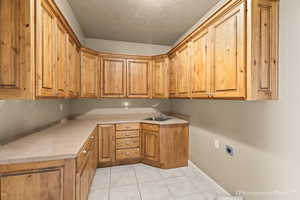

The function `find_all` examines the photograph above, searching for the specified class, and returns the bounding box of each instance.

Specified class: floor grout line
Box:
[133,165,143,200]
[108,167,112,200]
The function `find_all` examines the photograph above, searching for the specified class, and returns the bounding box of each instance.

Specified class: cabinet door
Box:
[67,38,77,98]
[56,21,67,98]
[152,57,169,98]
[36,0,57,97]
[98,125,115,165]
[0,0,24,98]
[101,57,126,98]
[211,2,246,98]
[1,168,63,200]
[142,130,160,162]
[81,51,99,98]
[75,47,81,97]
[169,54,177,97]
[251,0,279,100]
[127,59,151,98]
[191,30,210,98]
[176,44,191,98]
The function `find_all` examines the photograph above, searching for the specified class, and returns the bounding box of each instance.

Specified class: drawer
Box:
[142,123,160,132]
[116,148,140,160]
[116,138,140,149]
[116,130,139,139]
[116,123,140,131]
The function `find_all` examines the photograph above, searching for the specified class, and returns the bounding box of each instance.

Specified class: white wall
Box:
[70,99,171,117]
[85,38,171,56]
[54,0,85,43]
[171,0,300,199]
[0,100,69,143]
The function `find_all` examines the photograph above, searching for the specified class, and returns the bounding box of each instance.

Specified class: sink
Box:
[144,117,172,122]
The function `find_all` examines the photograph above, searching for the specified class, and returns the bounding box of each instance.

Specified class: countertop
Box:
[0,114,188,165]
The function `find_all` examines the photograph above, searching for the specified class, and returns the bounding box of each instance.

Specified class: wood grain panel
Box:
[169,53,178,97]
[127,59,151,98]
[98,125,115,165]
[142,130,160,162]
[152,56,169,98]
[211,2,246,98]
[1,168,63,200]
[176,44,191,98]
[191,30,210,98]
[81,50,99,98]
[101,57,126,98]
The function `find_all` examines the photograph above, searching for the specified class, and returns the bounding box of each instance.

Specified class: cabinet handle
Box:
[90,136,95,139]
[126,152,130,155]
[83,150,87,154]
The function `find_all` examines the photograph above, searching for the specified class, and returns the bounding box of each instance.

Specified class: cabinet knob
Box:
[83,150,87,154]
[126,152,130,155]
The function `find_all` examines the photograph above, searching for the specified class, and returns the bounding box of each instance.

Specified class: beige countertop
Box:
[0,114,188,165]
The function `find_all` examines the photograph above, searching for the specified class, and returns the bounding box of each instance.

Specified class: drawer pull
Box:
[82,150,87,154]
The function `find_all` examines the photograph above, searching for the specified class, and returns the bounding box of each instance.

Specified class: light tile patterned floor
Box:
[89,163,230,200]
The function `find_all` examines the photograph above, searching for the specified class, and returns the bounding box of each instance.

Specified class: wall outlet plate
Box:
[225,145,235,157]
[214,139,220,149]
[60,104,63,112]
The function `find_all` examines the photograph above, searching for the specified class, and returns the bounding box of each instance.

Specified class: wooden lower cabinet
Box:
[141,129,160,165]
[98,125,116,166]
[0,167,64,200]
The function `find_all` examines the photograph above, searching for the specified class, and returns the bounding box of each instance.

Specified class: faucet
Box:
[151,103,165,119]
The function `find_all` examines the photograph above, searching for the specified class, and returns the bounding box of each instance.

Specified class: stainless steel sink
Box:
[144,117,172,122]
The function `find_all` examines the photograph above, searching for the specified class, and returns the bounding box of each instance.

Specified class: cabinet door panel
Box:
[211,2,246,98]
[98,125,115,164]
[0,0,23,98]
[191,30,210,98]
[169,54,177,97]
[177,44,191,98]
[81,52,99,98]
[36,0,57,97]
[1,169,63,200]
[101,58,126,98]
[56,22,67,98]
[152,58,168,98]
[127,59,151,98]
[142,130,160,162]
[251,0,278,100]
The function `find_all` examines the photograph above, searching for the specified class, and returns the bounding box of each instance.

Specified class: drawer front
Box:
[116,130,139,138]
[142,123,160,132]
[116,138,140,149]
[116,148,140,160]
[116,123,140,131]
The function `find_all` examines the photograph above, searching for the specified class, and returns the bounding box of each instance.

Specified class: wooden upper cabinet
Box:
[81,49,100,98]
[176,44,191,98]
[0,0,31,99]
[56,21,67,98]
[101,57,126,98]
[127,59,151,98]
[249,0,279,100]
[1,168,64,200]
[98,125,115,165]
[75,47,81,97]
[36,0,57,98]
[152,56,169,98]
[191,29,210,98]
[67,38,76,98]
[169,53,178,98]
[210,2,246,99]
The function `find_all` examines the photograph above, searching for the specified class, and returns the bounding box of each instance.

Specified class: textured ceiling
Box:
[67,0,219,45]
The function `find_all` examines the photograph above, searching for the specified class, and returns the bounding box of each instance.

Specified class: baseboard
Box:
[188,160,230,196]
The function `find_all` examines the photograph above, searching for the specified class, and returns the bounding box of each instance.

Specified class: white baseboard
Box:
[188,160,230,196]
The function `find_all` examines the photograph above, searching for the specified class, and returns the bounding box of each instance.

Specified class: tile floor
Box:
[89,163,230,200]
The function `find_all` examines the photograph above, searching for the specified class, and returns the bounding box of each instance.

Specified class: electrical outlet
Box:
[60,104,63,112]
[225,145,235,157]
[214,139,220,149]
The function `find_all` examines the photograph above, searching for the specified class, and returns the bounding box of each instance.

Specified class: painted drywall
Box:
[70,99,171,117]
[54,0,85,43]
[0,100,69,143]
[171,0,300,200]
[85,38,171,56]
